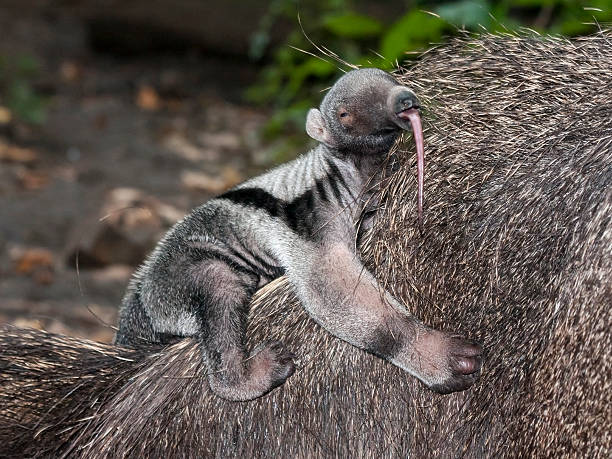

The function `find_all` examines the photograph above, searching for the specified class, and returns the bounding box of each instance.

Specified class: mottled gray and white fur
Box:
[115,68,482,401]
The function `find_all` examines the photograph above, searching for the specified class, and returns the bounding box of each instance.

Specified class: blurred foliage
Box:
[247,0,611,158]
[0,54,47,125]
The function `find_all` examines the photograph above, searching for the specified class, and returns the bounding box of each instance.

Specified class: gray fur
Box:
[115,68,482,400]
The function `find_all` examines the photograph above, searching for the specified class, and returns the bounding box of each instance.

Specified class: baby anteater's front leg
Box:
[195,259,295,401]
[286,242,483,393]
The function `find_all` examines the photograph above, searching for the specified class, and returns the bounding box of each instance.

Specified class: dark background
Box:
[0,0,607,342]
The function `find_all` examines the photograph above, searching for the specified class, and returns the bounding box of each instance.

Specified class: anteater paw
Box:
[250,340,296,391]
[428,335,483,394]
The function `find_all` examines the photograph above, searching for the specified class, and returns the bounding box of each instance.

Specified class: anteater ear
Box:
[306,109,335,146]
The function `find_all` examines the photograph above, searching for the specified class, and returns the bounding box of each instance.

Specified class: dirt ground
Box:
[0,11,280,343]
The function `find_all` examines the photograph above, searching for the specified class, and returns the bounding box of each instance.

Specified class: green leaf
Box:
[7,80,46,124]
[510,0,559,7]
[380,11,444,64]
[555,0,611,36]
[285,57,336,105]
[15,55,40,77]
[261,99,312,140]
[323,12,383,39]
[356,54,394,71]
[436,0,493,29]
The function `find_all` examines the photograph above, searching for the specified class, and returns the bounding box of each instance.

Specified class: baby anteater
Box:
[115,68,482,401]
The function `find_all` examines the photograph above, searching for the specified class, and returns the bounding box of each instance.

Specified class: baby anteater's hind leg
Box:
[195,259,295,401]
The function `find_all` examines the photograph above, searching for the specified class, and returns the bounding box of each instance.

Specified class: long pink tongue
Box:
[400,109,425,229]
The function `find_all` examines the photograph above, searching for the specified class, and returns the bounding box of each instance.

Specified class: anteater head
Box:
[305,68,421,155]
[306,67,425,227]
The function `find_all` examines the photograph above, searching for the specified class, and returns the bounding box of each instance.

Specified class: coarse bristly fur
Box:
[1,31,611,458]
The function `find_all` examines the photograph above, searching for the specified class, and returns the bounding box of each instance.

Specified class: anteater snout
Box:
[394,89,420,113]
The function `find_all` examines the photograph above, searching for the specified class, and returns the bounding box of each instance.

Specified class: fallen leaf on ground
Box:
[221,166,243,188]
[60,60,82,82]
[136,84,161,111]
[0,140,38,163]
[198,131,241,150]
[181,170,235,193]
[17,168,49,190]
[33,269,54,285]
[12,247,54,274]
[0,106,12,124]
[12,318,44,330]
[163,132,219,162]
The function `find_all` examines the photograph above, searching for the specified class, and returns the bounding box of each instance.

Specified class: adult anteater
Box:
[1,31,610,458]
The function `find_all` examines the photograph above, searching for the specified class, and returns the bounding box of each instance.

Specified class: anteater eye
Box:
[340,112,348,118]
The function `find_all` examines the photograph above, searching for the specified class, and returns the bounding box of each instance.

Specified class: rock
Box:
[65,187,184,267]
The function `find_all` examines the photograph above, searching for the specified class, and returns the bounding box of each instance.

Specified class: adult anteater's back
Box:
[386,31,612,456]
[1,32,611,458]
